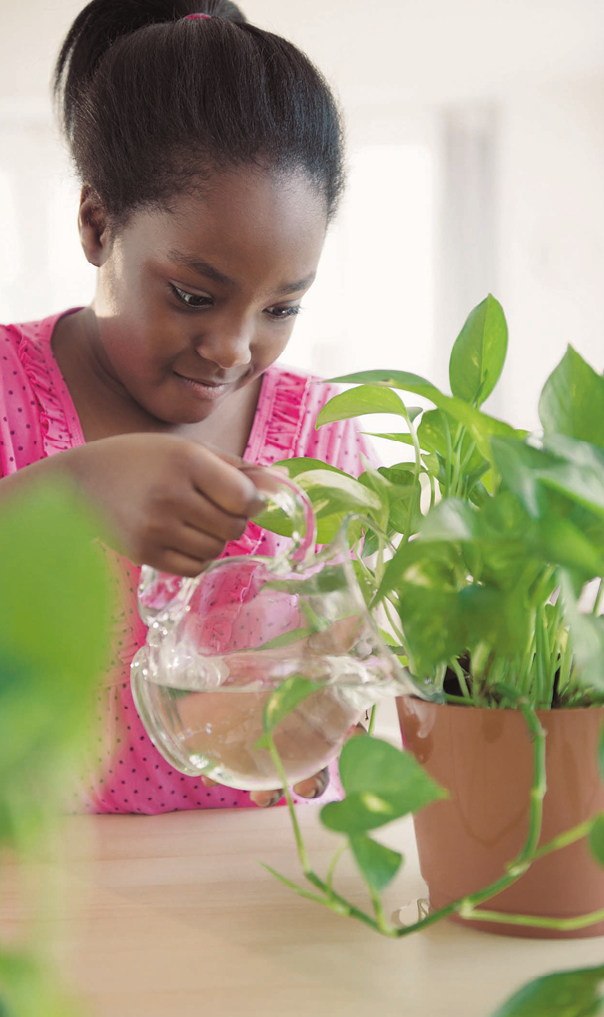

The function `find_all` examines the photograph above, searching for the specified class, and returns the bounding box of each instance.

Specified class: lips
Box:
[175,372,226,387]
[174,371,235,402]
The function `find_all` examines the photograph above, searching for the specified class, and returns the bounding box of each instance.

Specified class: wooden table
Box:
[7,805,604,1017]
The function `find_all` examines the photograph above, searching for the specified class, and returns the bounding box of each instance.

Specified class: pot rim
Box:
[397,694,604,716]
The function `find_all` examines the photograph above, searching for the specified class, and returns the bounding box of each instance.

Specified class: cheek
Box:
[253,323,296,365]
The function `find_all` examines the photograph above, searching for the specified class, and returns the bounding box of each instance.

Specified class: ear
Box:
[78,186,112,267]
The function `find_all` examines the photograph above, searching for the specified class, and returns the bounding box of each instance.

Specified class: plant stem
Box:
[325,842,348,896]
[461,906,604,932]
[557,625,573,699]
[266,733,386,933]
[449,424,468,497]
[370,886,392,934]
[400,406,422,546]
[382,595,406,649]
[267,737,312,874]
[532,816,597,862]
[449,658,471,700]
[534,603,549,707]
[517,626,536,699]
[428,471,436,510]
[593,577,604,616]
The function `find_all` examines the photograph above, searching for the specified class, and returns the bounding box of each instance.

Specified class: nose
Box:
[194,318,253,372]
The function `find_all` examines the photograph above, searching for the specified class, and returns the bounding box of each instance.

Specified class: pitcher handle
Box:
[241,464,317,566]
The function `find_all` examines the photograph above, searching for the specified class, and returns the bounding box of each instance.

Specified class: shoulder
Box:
[0,312,78,474]
[0,319,43,407]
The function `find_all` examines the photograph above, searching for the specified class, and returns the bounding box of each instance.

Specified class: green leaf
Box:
[449,294,508,406]
[258,628,312,650]
[362,432,416,447]
[0,950,81,1017]
[558,571,604,690]
[351,560,377,606]
[361,465,419,536]
[589,813,604,869]
[328,368,440,400]
[255,676,321,748]
[491,438,553,519]
[538,437,604,519]
[295,469,383,515]
[417,408,452,456]
[539,346,604,449]
[539,515,604,578]
[490,965,604,1017]
[327,369,522,460]
[599,720,604,787]
[0,484,111,685]
[348,834,403,892]
[252,503,294,538]
[420,498,478,542]
[274,457,350,480]
[460,584,530,655]
[378,533,463,603]
[316,386,416,428]
[321,736,446,833]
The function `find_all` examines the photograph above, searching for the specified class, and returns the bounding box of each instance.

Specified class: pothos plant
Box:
[256,295,604,1016]
[0,483,111,1017]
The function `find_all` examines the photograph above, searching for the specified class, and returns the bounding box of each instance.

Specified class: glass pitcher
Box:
[131,467,417,792]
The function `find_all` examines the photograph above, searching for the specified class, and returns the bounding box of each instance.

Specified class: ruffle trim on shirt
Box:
[231,365,313,557]
[16,317,82,457]
[262,367,311,463]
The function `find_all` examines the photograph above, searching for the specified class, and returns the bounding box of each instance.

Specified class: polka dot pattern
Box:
[0,310,379,815]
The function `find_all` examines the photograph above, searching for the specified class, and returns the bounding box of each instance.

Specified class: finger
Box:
[143,548,217,578]
[292,766,330,800]
[181,493,248,544]
[350,722,368,737]
[161,527,226,567]
[201,775,218,787]
[251,788,284,808]
[188,446,266,517]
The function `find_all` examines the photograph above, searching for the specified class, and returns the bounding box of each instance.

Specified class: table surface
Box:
[4,804,604,1017]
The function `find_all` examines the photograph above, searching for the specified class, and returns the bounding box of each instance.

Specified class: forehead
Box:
[122,167,328,287]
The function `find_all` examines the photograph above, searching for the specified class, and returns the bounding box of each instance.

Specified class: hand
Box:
[64,434,266,575]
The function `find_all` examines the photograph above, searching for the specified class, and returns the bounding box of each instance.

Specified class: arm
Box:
[0,435,265,576]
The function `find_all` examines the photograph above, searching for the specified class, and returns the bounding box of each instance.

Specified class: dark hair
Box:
[53,0,345,228]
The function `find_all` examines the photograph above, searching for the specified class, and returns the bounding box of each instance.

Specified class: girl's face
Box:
[86,167,328,425]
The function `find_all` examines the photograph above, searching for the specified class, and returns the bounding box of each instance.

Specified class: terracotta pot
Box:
[397,698,604,938]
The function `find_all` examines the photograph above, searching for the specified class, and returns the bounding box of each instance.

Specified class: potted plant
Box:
[255,295,604,1012]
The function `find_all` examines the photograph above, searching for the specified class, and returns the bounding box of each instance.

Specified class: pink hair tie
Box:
[185,12,212,18]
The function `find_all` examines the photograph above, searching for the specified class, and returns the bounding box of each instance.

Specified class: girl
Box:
[0,0,375,814]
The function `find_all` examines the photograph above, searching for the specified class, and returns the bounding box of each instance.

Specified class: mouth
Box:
[174,371,234,401]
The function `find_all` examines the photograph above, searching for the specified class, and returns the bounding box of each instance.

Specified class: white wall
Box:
[496,77,604,430]
[0,1,603,437]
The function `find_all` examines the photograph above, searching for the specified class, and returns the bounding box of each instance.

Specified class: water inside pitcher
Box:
[131,466,414,791]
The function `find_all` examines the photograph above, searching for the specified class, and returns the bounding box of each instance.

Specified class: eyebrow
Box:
[167,249,316,296]
[168,250,236,287]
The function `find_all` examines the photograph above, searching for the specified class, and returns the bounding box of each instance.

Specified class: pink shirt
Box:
[0,309,376,814]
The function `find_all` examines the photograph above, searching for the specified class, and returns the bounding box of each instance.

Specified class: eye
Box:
[169,283,213,309]
[265,304,303,321]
